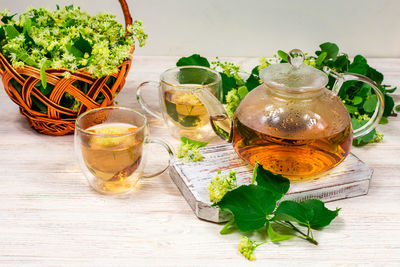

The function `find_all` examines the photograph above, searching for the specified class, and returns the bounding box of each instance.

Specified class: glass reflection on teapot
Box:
[194,49,384,179]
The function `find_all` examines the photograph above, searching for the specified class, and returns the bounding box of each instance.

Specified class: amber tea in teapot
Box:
[195,49,384,179]
[232,104,352,178]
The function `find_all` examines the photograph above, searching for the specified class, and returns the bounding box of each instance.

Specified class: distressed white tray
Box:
[169,144,373,223]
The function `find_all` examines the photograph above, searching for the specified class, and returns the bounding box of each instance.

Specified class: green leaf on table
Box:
[395,105,400,113]
[180,136,209,148]
[266,222,295,242]
[363,94,377,113]
[5,25,20,39]
[379,117,388,124]
[255,164,290,200]
[217,184,277,232]
[176,54,210,67]
[273,199,340,229]
[318,42,339,60]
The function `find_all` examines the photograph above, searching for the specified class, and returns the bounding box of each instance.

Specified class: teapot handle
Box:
[326,68,385,139]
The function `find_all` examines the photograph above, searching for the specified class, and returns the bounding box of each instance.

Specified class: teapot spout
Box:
[192,88,232,142]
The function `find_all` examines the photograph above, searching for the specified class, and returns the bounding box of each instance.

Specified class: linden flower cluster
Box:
[0,6,147,78]
[238,236,257,261]
[207,170,237,203]
[176,141,203,163]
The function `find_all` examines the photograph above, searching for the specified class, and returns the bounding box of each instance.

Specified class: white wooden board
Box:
[169,143,373,223]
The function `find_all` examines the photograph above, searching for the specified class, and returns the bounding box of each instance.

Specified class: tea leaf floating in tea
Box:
[209,164,340,261]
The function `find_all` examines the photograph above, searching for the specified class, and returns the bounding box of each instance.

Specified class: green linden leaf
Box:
[9,48,39,67]
[379,117,389,125]
[1,13,16,24]
[299,199,341,229]
[220,72,237,103]
[66,44,83,58]
[319,42,339,60]
[349,55,368,75]
[367,66,384,84]
[5,25,20,39]
[383,95,394,117]
[255,164,290,200]
[363,94,377,113]
[315,51,327,66]
[40,59,51,90]
[217,184,277,232]
[237,86,248,99]
[23,18,32,35]
[266,221,295,242]
[180,136,209,148]
[277,50,288,62]
[176,54,210,67]
[73,33,92,56]
[352,96,363,105]
[244,74,260,91]
[0,27,5,42]
[273,199,340,229]
[395,105,400,113]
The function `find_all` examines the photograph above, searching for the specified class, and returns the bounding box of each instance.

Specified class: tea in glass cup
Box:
[75,107,173,195]
[136,66,222,141]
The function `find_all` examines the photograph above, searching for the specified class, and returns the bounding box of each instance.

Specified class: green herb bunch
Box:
[208,163,340,261]
[176,42,398,146]
[0,5,147,86]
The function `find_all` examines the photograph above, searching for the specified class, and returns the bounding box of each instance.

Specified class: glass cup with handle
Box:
[136,66,222,141]
[75,106,174,195]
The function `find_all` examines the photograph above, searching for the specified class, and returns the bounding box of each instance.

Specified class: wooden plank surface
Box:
[0,56,399,266]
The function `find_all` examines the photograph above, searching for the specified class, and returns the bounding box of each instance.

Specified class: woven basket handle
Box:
[118,0,133,27]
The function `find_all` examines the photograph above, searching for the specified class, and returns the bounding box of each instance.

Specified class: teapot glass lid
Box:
[260,49,328,92]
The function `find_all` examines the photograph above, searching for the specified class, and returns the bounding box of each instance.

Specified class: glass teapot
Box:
[193,49,384,179]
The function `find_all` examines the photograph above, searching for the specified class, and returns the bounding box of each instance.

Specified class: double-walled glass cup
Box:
[136,66,222,141]
[75,106,173,195]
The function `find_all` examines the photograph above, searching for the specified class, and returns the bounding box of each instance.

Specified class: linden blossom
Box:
[0,6,147,78]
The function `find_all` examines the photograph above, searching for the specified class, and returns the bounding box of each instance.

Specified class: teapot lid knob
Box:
[288,49,305,68]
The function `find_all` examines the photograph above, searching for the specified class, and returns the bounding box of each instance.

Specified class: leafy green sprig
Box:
[209,164,340,261]
[176,42,398,146]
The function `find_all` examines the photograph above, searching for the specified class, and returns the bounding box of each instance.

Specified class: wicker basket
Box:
[0,0,135,135]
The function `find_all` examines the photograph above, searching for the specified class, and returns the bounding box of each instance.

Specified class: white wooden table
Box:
[0,56,399,266]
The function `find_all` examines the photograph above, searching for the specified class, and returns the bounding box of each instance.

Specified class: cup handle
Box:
[140,137,174,178]
[326,68,385,139]
[136,81,164,120]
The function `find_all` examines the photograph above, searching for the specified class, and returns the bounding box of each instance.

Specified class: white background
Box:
[1,0,399,57]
